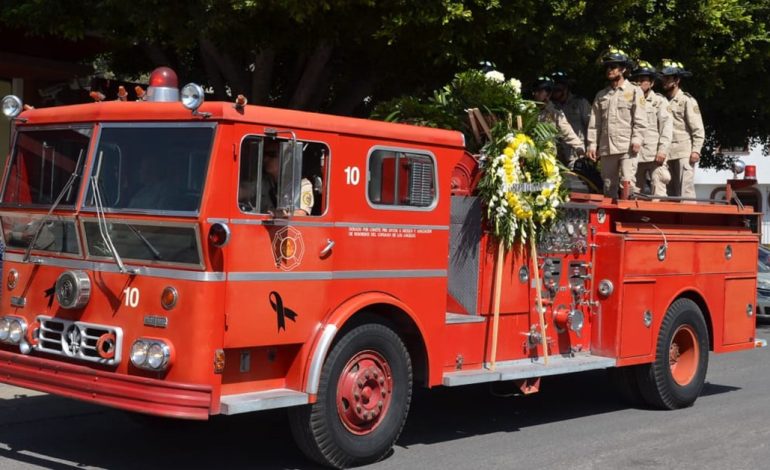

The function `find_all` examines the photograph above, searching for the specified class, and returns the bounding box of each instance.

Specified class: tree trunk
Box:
[250,47,276,105]
[288,42,334,110]
[200,37,249,97]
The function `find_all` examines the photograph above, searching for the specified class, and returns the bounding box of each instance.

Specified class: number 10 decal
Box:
[123,287,140,308]
[344,166,360,185]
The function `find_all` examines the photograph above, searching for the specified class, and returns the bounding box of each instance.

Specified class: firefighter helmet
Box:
[532,76,554,91]
[659,59,693,78]
[600,47,632,67]
[630,60,659,79]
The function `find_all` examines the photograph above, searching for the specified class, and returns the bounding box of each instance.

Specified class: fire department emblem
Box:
[64,324,83,355]
[272,226,305,271]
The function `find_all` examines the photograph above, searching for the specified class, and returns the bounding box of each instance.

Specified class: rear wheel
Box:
[289,322,412,468]
[636,298,709,409]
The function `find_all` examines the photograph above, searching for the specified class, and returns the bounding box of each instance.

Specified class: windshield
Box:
[1,127,91,207]
[85,125,215,213]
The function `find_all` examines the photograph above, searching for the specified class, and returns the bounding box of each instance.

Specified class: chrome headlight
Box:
[130,341,149,366]
[130,339,172,371]
[55,270,91,309]
[0,317,11,342]
[181,83,205,111]
[1,95,23,118]
[0,316,27,345]
[8,319,25,343]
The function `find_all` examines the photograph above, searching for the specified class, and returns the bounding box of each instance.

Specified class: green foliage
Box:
[372,70,529,152]
[3,0,770,162]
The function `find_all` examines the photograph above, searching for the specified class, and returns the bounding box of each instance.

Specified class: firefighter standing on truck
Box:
[532,76,586,167]
[586,48,648,198]
[551,71,591,158]
[630,61,673,197]
[659,59,705,199]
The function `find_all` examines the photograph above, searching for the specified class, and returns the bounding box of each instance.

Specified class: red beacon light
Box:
[146,66,180,102]
[744,165,757,180]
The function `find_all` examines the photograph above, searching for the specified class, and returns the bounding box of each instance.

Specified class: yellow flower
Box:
[504,147,514,157]
[535,195,546,206]
[542,187,552,197]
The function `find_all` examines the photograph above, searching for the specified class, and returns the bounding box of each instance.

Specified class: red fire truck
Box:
[0,67,764,468]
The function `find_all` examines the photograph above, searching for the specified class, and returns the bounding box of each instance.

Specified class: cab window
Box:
[238,136,328,216]
[367,149,436,208]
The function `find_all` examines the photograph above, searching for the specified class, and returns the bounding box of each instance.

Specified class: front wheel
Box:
[289,321,413,468]
[636,298,709,409]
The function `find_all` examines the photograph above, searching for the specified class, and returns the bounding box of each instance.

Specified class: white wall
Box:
[694,146,769,244]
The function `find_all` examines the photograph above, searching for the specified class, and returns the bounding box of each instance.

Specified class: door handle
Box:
[320,238,335,257]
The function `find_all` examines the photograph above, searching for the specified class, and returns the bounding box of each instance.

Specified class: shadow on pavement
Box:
[0,367,746,469]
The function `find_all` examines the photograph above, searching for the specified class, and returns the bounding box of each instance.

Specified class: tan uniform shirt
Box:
[587,80,648,156]
[554,94,591,144]
[667,89,705,160]
[539,101,585,154]
[639,92,673,162]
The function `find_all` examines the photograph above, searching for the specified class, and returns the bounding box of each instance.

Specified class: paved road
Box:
[1,324,769,469]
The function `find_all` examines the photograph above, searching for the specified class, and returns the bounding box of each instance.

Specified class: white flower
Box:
[485,70,505,83]
[507,78,522,94]
[504,133,515,143]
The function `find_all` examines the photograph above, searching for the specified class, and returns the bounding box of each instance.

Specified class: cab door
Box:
[223,128,336,352]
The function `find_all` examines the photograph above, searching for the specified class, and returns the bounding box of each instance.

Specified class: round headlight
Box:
[181,83,205,111]
[0,318,11,341]
[8,320,24,344]
[7,269,19,290]
[55,270,91,309]
[130,341,149,367]
[147,342,170,370]
[1,95,23,118]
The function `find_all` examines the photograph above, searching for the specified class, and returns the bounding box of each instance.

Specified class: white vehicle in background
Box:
[758,246,770,322]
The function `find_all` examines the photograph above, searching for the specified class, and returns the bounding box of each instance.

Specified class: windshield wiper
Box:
[91,151,133,274]
[23,149,84,263]
[126,224,162,260]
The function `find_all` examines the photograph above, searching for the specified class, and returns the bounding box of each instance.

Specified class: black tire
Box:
[289,322,413,468]
[609,365,645,406]
[636,298,709,409]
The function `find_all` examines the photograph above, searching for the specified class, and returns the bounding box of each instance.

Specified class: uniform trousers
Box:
[634,161,671,197]
[667,158,696,199]
[600,153,636,198]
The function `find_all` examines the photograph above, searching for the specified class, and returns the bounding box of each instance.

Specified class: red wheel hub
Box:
[336,350,393,435]
[669,325,699,386]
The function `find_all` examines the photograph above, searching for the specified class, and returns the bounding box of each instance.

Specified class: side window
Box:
[367,149,436,208]
[238,136,328,216]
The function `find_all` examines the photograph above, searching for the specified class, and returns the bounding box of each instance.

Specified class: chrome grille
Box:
[35,316,122,366]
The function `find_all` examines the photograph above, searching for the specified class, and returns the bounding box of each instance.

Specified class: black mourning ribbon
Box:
[269,291,298,332]
[44,281,57,308]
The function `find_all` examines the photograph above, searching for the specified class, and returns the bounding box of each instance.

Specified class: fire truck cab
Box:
[0,69,764,468]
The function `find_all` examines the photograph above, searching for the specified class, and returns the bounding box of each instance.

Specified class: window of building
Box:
[367,148,436,209]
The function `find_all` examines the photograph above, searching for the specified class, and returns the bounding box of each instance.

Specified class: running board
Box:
[442,353,617,387]
[220,389,309,415]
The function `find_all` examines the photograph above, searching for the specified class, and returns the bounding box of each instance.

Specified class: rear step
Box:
[443,353,616,386]
[220,389,308,415]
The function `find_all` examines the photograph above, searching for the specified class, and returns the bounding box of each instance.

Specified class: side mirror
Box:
[276,140,303,217]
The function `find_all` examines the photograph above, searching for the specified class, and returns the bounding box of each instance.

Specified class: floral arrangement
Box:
[477,128,567,248]
[373,68,566,249]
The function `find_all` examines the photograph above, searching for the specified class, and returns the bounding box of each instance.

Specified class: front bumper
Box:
[0,350,213,420]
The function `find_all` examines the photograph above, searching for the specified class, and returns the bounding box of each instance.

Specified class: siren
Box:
[146,66,180,102]
[744,165,757,180]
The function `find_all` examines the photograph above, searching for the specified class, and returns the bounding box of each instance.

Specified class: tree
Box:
[3,0,770,168]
